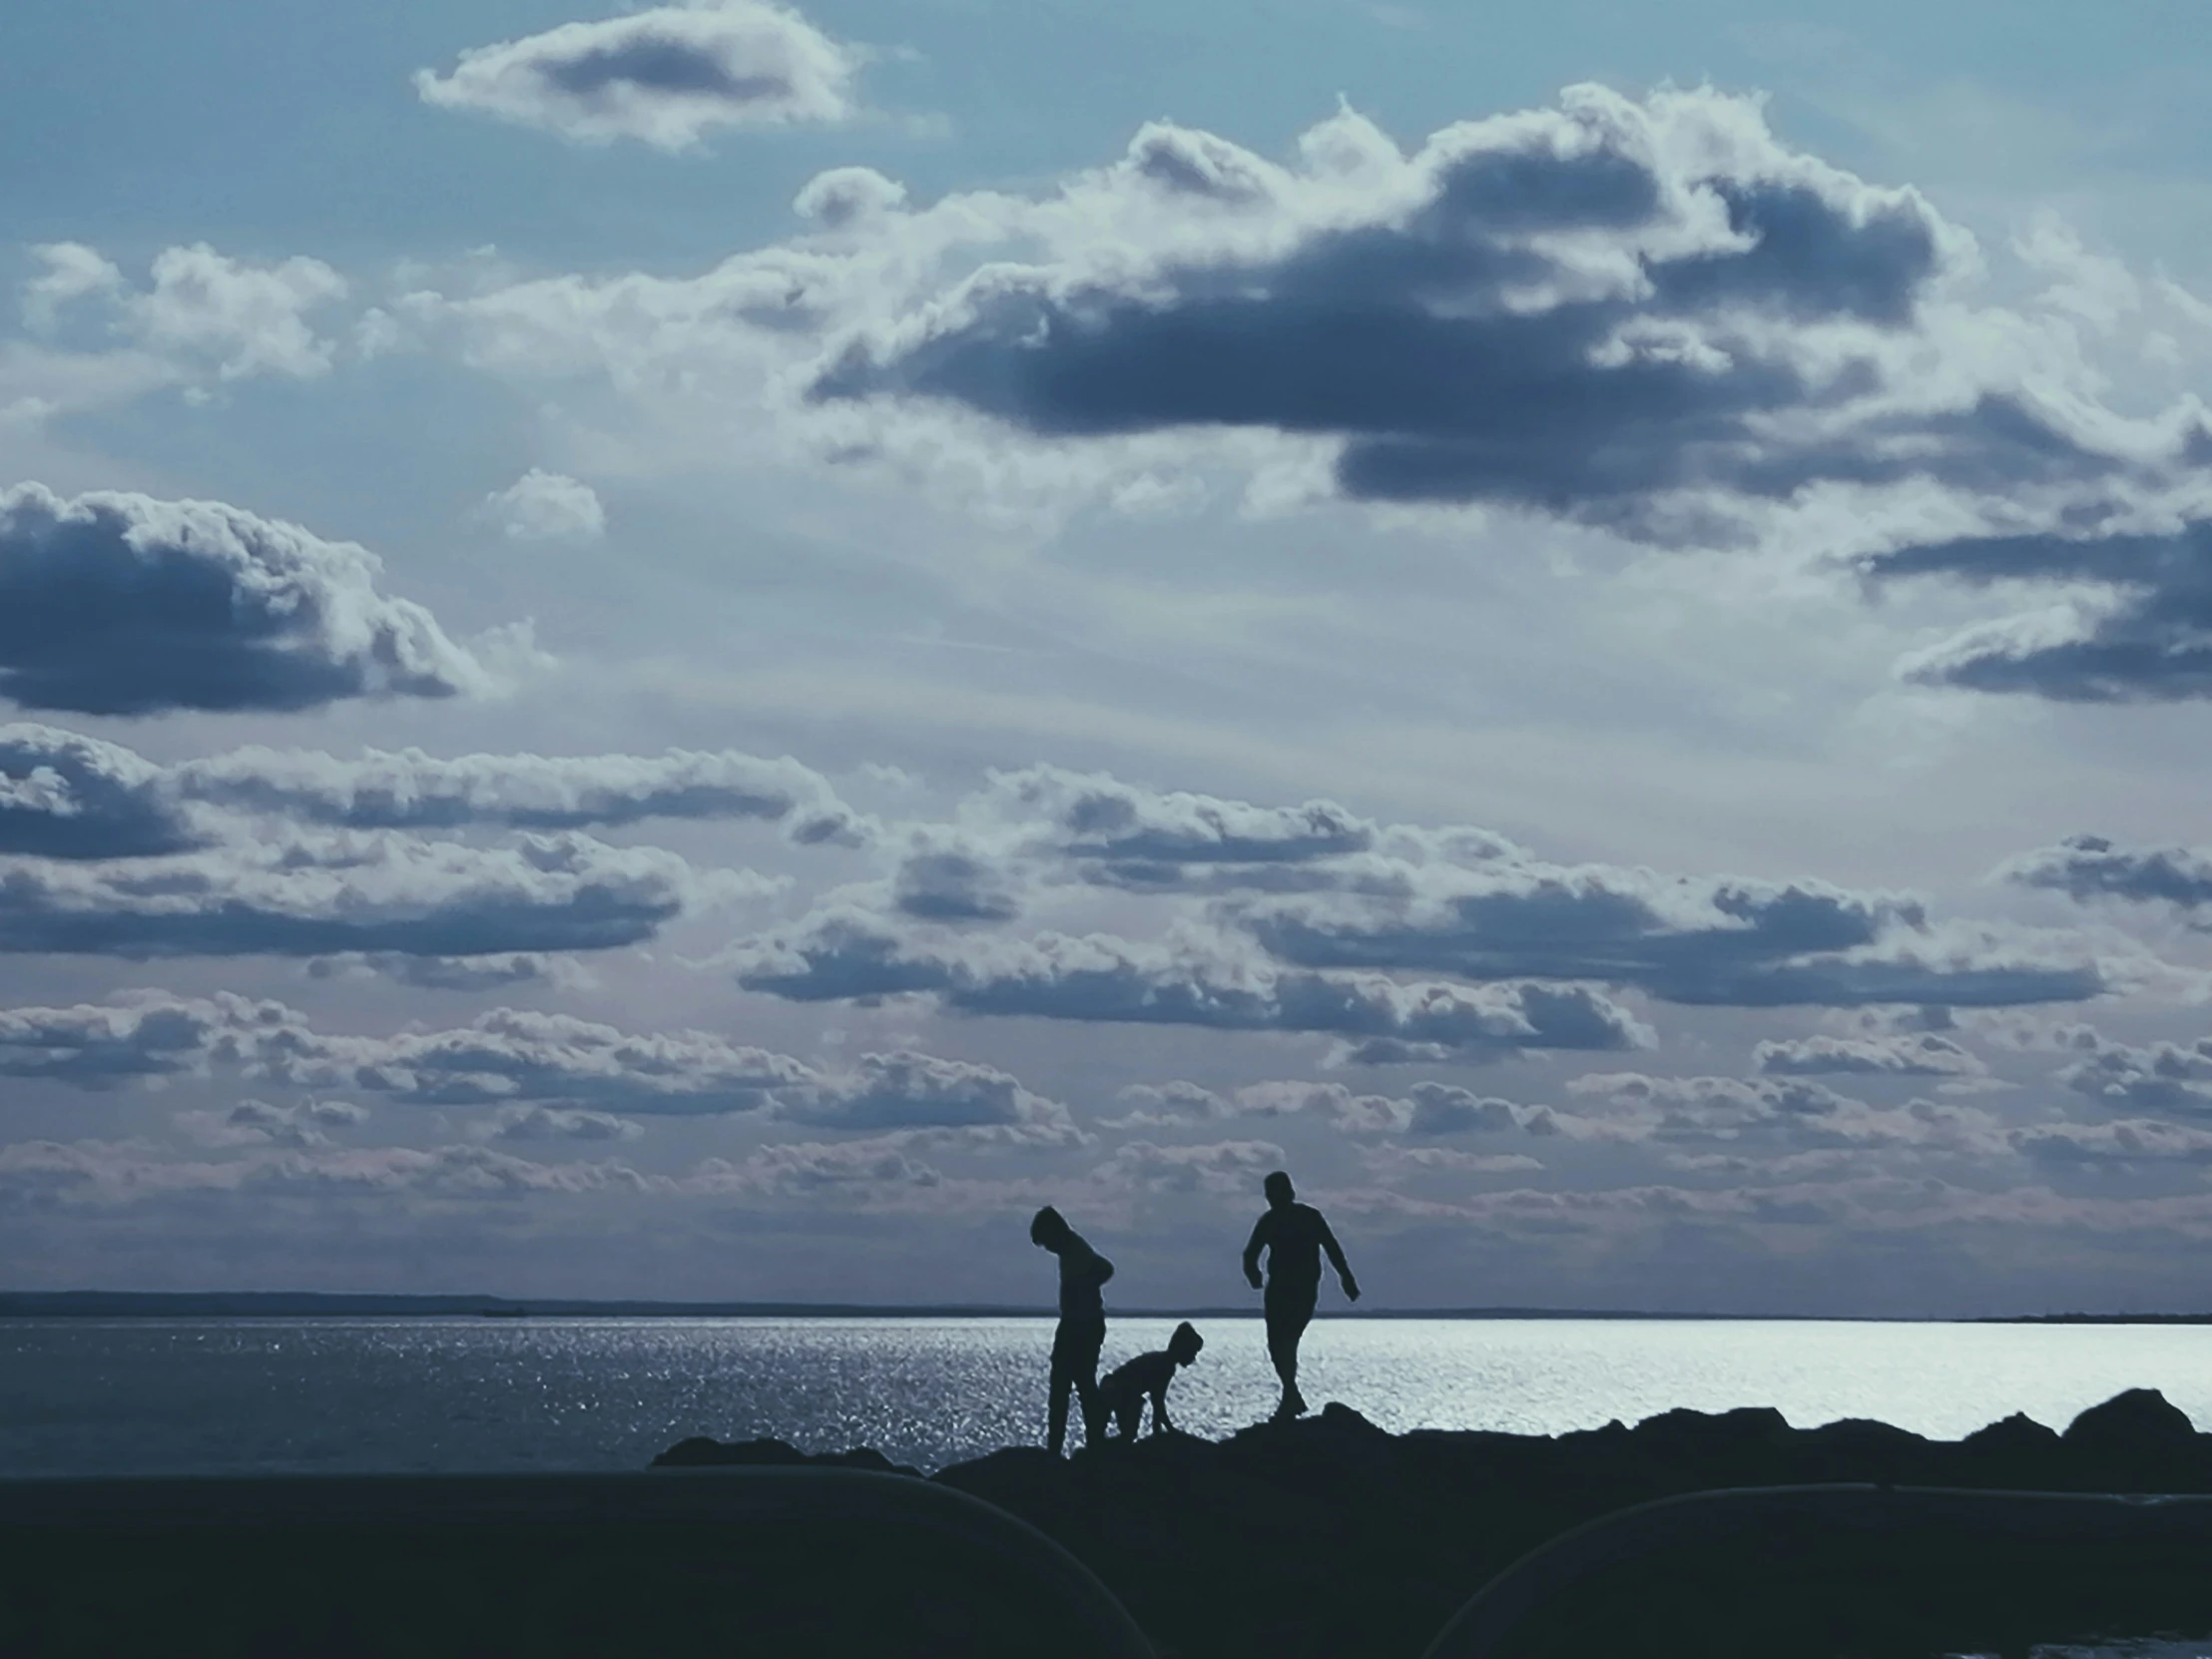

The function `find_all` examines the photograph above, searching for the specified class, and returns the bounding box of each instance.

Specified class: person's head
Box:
[1030,1205,1068,1249]
[1263,1170,1295,1209]
[1167,1322,1204,1367]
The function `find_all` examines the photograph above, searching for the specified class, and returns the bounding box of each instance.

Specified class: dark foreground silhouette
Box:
[661,1388,2212,1659]
[1242,1170,1358,1420]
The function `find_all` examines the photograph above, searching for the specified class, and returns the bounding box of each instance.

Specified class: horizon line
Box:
[2,1291,2201,1324]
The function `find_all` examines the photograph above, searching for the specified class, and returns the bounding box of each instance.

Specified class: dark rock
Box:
[2063,1387,2198,1455]
[653,1388,2212,1659]
[649,1436,920,1476]
[1961,1411,2061,1456]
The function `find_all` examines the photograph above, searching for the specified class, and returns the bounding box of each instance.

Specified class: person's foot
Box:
[1272,1388,1309,1421]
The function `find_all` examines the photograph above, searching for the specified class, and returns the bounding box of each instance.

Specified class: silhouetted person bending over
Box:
[1032,1206,1114,1454]
[1242,1171,1358,1419]
[1098,1322,1204,1439]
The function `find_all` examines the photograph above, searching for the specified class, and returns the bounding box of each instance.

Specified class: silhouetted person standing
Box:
[1242,1171,1358,1419]
[1032,1206,1114,1454]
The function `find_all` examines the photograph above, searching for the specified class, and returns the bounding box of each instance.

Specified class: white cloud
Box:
[21,244,123,333]
[482,469,607,543]
[414,0,861,152]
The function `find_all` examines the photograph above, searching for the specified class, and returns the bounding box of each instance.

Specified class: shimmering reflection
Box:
[6,1317,2212,1478]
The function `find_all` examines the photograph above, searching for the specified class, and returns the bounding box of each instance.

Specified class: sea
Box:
[6,1315,2212,1481]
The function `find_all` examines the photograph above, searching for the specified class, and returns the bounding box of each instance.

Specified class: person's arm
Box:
[1241,1213,1270,1290]
[1319,1215,1360,1302]
[1151,1381,1172,1434]
[1092,1252,1115,1288]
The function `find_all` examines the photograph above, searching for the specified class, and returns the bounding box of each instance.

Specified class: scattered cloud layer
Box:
[0,725,862,860]
[0,830,743,959]
[2000,834,2212,920]
[731,905,1650,1061]
[414,0,860,152]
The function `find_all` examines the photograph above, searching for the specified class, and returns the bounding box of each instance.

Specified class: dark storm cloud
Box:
[1873,519,2212,702]
[730,905,1649,1059]
[0,831,728,958]
[1998,834,2212,917]
[0,485,501,716]
[807,87,2197,535]
[414,1,858,151]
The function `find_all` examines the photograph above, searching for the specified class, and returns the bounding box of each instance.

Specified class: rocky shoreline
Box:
[658,1389,2212,1659]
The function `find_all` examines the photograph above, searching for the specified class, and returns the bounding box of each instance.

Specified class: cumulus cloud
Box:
[177,1098,370,1149]
[980,765,1379,872]
[809,87,2207,544]
[21,244,123,333]
[730,905,1649,1059]
[277,1006,812,1116]
[2056,1032,2212,1117]
[782,1049,1080,1142]
[23,243,350,381]
[305,951,592,992]
[0,990,1078,1154]
[1244,866,2105,1009]
[481,469,606,543]
[1753,1031,1987,1078]
[2011,1118,2212,1167]
[123,245,349,380]
[171,742,863,842]
[391,83,2212,708]
[0,1136,651,1203]
[1096,1138,1287,1198]
[1569,1071,2006,1154]
[0,725,205,858]
[480,1104,644,1143]
[0,830,742,959]
[414,0,860,151]
[1998,834,2212,919]
[0,991,304,1088]
[0,725,862,855]
[0,485,510,716]
[1876,521,2212,704]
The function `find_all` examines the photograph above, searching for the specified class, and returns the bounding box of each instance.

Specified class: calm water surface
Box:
[5,1316,2211,1478]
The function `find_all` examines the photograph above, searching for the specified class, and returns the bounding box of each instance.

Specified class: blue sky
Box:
[5,0,2212,1314]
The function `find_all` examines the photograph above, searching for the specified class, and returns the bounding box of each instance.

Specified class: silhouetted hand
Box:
[1246,1271,1264,1292]
[1343,1275,1361,1303]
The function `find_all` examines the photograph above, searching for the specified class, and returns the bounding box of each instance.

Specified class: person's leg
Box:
[1114,1390,1140,1439]
[1069,1320,1107,1448]
[1265,1292,1316,1416]
[1047,1321,1075,1454]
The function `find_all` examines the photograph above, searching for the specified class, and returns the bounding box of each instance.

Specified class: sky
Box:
[5,0,2212,1316]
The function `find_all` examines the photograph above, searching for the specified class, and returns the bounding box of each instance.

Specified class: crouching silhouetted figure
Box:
[1099,1322,1204,1439]
[1032,1205,1114,1455]
[1243,1170,1358,1420]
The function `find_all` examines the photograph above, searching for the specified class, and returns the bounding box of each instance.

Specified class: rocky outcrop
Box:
[656,1392,2212,1659]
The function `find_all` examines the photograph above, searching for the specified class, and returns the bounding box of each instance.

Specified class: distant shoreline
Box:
[4,1291,2209,1323]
